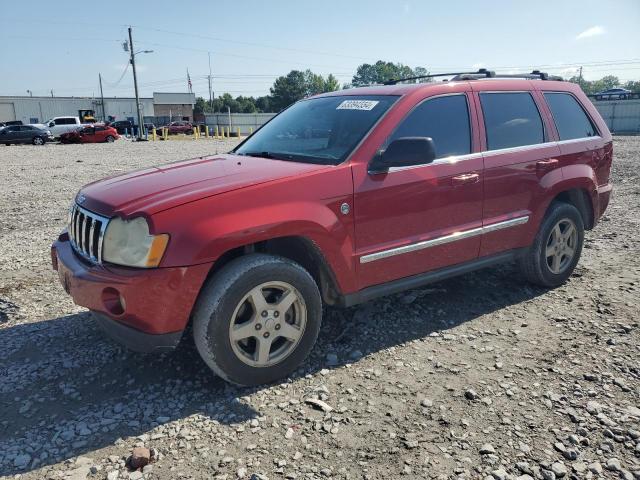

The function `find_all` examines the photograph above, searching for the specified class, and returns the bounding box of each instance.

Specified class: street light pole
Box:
[99,73,106,122]
[128,26,144,140]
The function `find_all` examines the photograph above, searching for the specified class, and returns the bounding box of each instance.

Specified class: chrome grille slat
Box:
[68,203,110,265]
[88,218,96,261]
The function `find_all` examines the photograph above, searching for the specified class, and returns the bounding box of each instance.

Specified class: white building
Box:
[0,93,195,125]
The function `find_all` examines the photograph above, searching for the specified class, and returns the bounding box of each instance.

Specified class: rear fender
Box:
[532,164,598,230]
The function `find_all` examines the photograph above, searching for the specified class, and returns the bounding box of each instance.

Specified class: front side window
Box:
[544,92,597,140]
[235,95,399,165]
[387,94,471,159]
[480,92,544,150]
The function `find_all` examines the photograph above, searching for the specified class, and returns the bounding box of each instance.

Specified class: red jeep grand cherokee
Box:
[52,70,613,386]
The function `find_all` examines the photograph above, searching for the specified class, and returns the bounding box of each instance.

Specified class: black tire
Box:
[4,143,10,146]
[518,202,584,287]
[193,254,322,386]
[105,135,115,143]
[32,136,45,145]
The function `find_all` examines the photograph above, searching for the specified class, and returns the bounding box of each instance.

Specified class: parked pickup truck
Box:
[52,70,613,386]
[35,116,88,138]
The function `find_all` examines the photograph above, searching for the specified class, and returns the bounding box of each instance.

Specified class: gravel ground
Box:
[0,137,638,480]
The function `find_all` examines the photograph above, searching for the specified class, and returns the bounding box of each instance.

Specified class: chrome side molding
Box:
[359,216,529,264]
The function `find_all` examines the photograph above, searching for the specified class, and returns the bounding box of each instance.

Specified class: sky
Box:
[0,0,639,99]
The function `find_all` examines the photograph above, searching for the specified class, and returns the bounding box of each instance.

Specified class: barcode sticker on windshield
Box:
[336,100,379,111]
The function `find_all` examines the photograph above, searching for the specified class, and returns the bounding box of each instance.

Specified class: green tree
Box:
[351,60,422,86]
[255,96,272,112]
[270,69,341,111]
[568,75,623,95]
[623,80,640,93]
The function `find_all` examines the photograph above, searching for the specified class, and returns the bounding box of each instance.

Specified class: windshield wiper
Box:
[238,151,284,159]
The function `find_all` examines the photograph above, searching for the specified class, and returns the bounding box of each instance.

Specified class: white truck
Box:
[34,116,88,138]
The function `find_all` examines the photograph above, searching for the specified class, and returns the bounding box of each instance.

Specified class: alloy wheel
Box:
[228,281,307,368]
[545,218,577,274]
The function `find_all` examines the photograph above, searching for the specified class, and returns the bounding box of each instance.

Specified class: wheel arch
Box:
[550,187,595,230]
[202,235,345,306]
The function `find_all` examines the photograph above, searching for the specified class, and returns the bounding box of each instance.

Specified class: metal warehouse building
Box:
[0,93,195,125]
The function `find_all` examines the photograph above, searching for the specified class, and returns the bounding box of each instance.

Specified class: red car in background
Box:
[166,121,193,134]
[60,125,119,144]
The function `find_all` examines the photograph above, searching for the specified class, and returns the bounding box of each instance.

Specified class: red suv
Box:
[52,70,613,386]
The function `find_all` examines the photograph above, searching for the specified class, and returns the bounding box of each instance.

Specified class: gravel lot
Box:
[0,137,638,480]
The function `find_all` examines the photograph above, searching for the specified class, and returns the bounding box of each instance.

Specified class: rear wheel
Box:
[105,135,115,143]
[32,136,45,145]
[193,254,322,386]
[518,202,584,287]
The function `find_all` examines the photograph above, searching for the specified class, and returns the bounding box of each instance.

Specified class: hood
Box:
[79,153,328,217]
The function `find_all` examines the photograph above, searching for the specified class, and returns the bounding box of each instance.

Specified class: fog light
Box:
[102,287,125,316]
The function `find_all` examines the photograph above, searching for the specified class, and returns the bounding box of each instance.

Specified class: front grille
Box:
[68,204,109,264]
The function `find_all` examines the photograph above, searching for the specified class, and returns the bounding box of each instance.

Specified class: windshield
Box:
[234,95,398,165]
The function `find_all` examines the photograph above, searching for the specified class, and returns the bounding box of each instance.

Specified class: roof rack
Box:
[383,69,563,85]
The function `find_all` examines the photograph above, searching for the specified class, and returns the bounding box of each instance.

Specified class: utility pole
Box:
[99,73,106,122]
[578,66,583,83]
[208,52,214,110]
[128,26,144,140]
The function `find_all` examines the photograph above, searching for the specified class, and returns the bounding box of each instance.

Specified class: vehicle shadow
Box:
[0,262,546,476]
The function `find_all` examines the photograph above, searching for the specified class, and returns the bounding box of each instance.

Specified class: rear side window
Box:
[388,94,471,159]
[544,92,597,140]
[480,92,544,150]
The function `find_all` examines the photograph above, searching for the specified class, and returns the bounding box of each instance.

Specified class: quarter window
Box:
[388,94,471,159]
[480,92,545,150]
[544,92,596,140]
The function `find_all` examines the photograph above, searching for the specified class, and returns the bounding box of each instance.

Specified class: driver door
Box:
[353,92,484,289]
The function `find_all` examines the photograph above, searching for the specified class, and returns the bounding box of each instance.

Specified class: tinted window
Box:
[544,93,596,140]
[480,92,544,150]
[388,94,471,159]
[235,95,398,165]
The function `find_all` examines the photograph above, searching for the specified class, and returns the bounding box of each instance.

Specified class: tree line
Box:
[194,60,640,114]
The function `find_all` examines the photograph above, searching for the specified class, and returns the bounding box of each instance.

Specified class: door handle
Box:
[451,173,480,185]
[536,159,559,171]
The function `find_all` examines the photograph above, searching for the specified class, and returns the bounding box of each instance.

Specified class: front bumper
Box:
[52,231,212,352]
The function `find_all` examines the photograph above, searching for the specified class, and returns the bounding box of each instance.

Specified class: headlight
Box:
[103,216,169,268]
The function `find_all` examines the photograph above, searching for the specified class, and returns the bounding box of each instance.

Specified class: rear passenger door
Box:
[473,88,561,257]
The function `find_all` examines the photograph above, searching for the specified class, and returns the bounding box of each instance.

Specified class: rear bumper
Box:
[596,182,613,219]
[52,231,212,348]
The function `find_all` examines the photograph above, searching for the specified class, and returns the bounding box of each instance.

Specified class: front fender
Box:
[152,167,357,293]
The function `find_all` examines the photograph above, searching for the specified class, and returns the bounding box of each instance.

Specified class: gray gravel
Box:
[0,137,639,479]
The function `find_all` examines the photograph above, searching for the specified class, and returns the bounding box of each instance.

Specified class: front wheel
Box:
[518,202,584,287]
[105,135,115,143]
[32,136,45,145]
[193,254,322,386]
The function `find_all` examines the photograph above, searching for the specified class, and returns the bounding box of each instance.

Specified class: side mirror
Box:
[369,137,436,174]
[49,122,55,127]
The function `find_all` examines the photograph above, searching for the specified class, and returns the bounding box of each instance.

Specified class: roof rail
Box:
[383,69,495,85]
[384,69,563,85]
